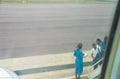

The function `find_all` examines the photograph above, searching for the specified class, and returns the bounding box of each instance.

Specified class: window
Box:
[0,0,119,79]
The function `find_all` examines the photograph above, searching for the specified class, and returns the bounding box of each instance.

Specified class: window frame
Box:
[100,0,120,79]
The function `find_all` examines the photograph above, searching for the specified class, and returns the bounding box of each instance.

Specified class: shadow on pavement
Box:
[15,61,92,76]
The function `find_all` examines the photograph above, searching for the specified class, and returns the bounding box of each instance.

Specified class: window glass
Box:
[0,0,118,79]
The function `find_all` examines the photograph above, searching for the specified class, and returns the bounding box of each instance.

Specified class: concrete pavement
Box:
[0,51,93,79]
[0,3,113,79]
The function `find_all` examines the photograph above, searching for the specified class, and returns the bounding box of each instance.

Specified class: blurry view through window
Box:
[0,0,118,79]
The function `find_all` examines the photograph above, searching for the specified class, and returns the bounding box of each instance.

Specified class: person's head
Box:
[77,43,82,50]
[96,38,102,45]
[104,36,108,45]
[92,43,97,49]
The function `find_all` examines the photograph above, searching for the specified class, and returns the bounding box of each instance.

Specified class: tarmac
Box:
[0,3,113,59]
[0,3,113,79]
[0,50,93,79]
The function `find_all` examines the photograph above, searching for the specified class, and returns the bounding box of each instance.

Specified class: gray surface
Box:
[0,3,115,59]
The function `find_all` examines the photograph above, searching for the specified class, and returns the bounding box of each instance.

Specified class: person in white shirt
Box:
[91,43,98,60]
[91,43,99,69]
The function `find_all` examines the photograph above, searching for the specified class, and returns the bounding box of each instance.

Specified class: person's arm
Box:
[74,50,76,56]
[91,49,94,59]
[82,52,85,57]
[91,53,94,59]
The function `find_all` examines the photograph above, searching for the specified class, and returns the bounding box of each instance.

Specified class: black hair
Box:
[96,38,102,42]
[92,43,96,46]
[77,43,82,49]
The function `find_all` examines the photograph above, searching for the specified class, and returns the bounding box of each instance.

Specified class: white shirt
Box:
[91,48,98,58]
[97,45,102,52]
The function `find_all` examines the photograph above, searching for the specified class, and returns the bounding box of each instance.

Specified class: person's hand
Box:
[83,53,88,58]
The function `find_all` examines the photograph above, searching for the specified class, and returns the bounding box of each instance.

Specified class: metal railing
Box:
[92,58,104,67]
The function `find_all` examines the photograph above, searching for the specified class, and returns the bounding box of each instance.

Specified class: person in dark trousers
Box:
[96,38,105,58]
[95,38,105,66]
[91,43,99,69]
[74,43,84,79]
[103,36,108,48]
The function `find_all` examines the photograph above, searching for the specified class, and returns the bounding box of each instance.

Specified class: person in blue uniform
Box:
[74,43,84,79]
[96,38,105,56]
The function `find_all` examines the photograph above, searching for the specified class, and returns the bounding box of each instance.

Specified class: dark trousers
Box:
[93,59,99,70]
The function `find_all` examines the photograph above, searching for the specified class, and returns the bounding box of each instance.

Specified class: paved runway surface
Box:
[0,3,115,59]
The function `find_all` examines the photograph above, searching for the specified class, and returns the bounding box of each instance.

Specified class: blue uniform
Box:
[97,42,105,59]
[74,49,83,75]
